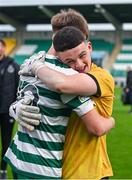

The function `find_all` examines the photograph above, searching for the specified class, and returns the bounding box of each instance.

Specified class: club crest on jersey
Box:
[79,96,89,103]
[17,83,39,106]
[7,65,15,73]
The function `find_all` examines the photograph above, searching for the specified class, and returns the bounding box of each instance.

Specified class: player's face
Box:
[57,41,92,73]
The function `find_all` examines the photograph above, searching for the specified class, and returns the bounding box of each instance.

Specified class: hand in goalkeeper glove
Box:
[10,97,41,131]
[19,51,46,76]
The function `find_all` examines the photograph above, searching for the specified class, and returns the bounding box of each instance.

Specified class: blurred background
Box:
[0,0,132,179]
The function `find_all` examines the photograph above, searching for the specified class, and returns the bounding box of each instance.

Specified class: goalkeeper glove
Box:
[9,97,41,131]
[19,51,46,76]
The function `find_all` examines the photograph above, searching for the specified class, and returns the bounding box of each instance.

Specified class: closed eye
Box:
[65,59,75,66]
[79,53,87,59]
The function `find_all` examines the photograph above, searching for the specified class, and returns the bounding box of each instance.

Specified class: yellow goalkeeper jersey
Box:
[62,63,115,179]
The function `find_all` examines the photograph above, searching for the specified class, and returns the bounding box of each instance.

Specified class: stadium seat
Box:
[14,39,52,64]
[91,39,114,67]
[110,39,132,86]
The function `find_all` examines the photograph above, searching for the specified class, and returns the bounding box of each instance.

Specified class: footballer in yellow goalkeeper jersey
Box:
[62,63,114,179]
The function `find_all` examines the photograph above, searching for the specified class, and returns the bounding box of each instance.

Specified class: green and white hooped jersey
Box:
[4,54,94,179]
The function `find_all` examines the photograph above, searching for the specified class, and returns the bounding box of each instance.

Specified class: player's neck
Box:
[47,44,57,56]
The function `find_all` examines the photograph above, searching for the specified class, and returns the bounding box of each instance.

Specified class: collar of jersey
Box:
[46,54,57,59]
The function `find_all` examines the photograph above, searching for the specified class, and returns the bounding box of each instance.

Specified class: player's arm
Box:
[19,52,97,96]
[80,108,115,136]
[37,67,97,96]
[61,93,115,136]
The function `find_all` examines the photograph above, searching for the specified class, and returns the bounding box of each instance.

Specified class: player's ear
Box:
[87,41,92,52]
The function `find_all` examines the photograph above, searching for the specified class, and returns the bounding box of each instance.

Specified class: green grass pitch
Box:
[108,87,132,179]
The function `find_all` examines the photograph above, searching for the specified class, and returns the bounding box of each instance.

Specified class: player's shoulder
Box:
[92,63,114,80]
[45,54,68,68]
[45,54,78,75]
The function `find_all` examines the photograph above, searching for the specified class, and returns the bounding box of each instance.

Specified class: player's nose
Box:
[75,59,84,71]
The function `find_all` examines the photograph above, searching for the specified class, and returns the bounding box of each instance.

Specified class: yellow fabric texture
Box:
[62,63,115,179]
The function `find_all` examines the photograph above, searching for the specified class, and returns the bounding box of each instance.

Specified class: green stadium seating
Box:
[111,39,132,78]
[91,39,114,53]
[91,39,114,67]
[14,39,52,64]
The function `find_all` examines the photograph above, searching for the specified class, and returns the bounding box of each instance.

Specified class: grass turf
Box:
[1,87,132,179]
[108,87,132,179]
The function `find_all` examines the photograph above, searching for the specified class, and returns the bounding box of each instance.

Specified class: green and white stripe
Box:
[5,54,93,179]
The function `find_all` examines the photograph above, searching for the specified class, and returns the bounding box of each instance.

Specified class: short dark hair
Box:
[53,26,85,52]
[0,39,6,47]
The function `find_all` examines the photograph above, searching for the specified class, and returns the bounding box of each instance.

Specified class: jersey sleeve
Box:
[88,64,115,97]
[60,94,94,116]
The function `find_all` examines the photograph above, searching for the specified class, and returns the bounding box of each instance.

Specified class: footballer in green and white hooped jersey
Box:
[4,54,94,179]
